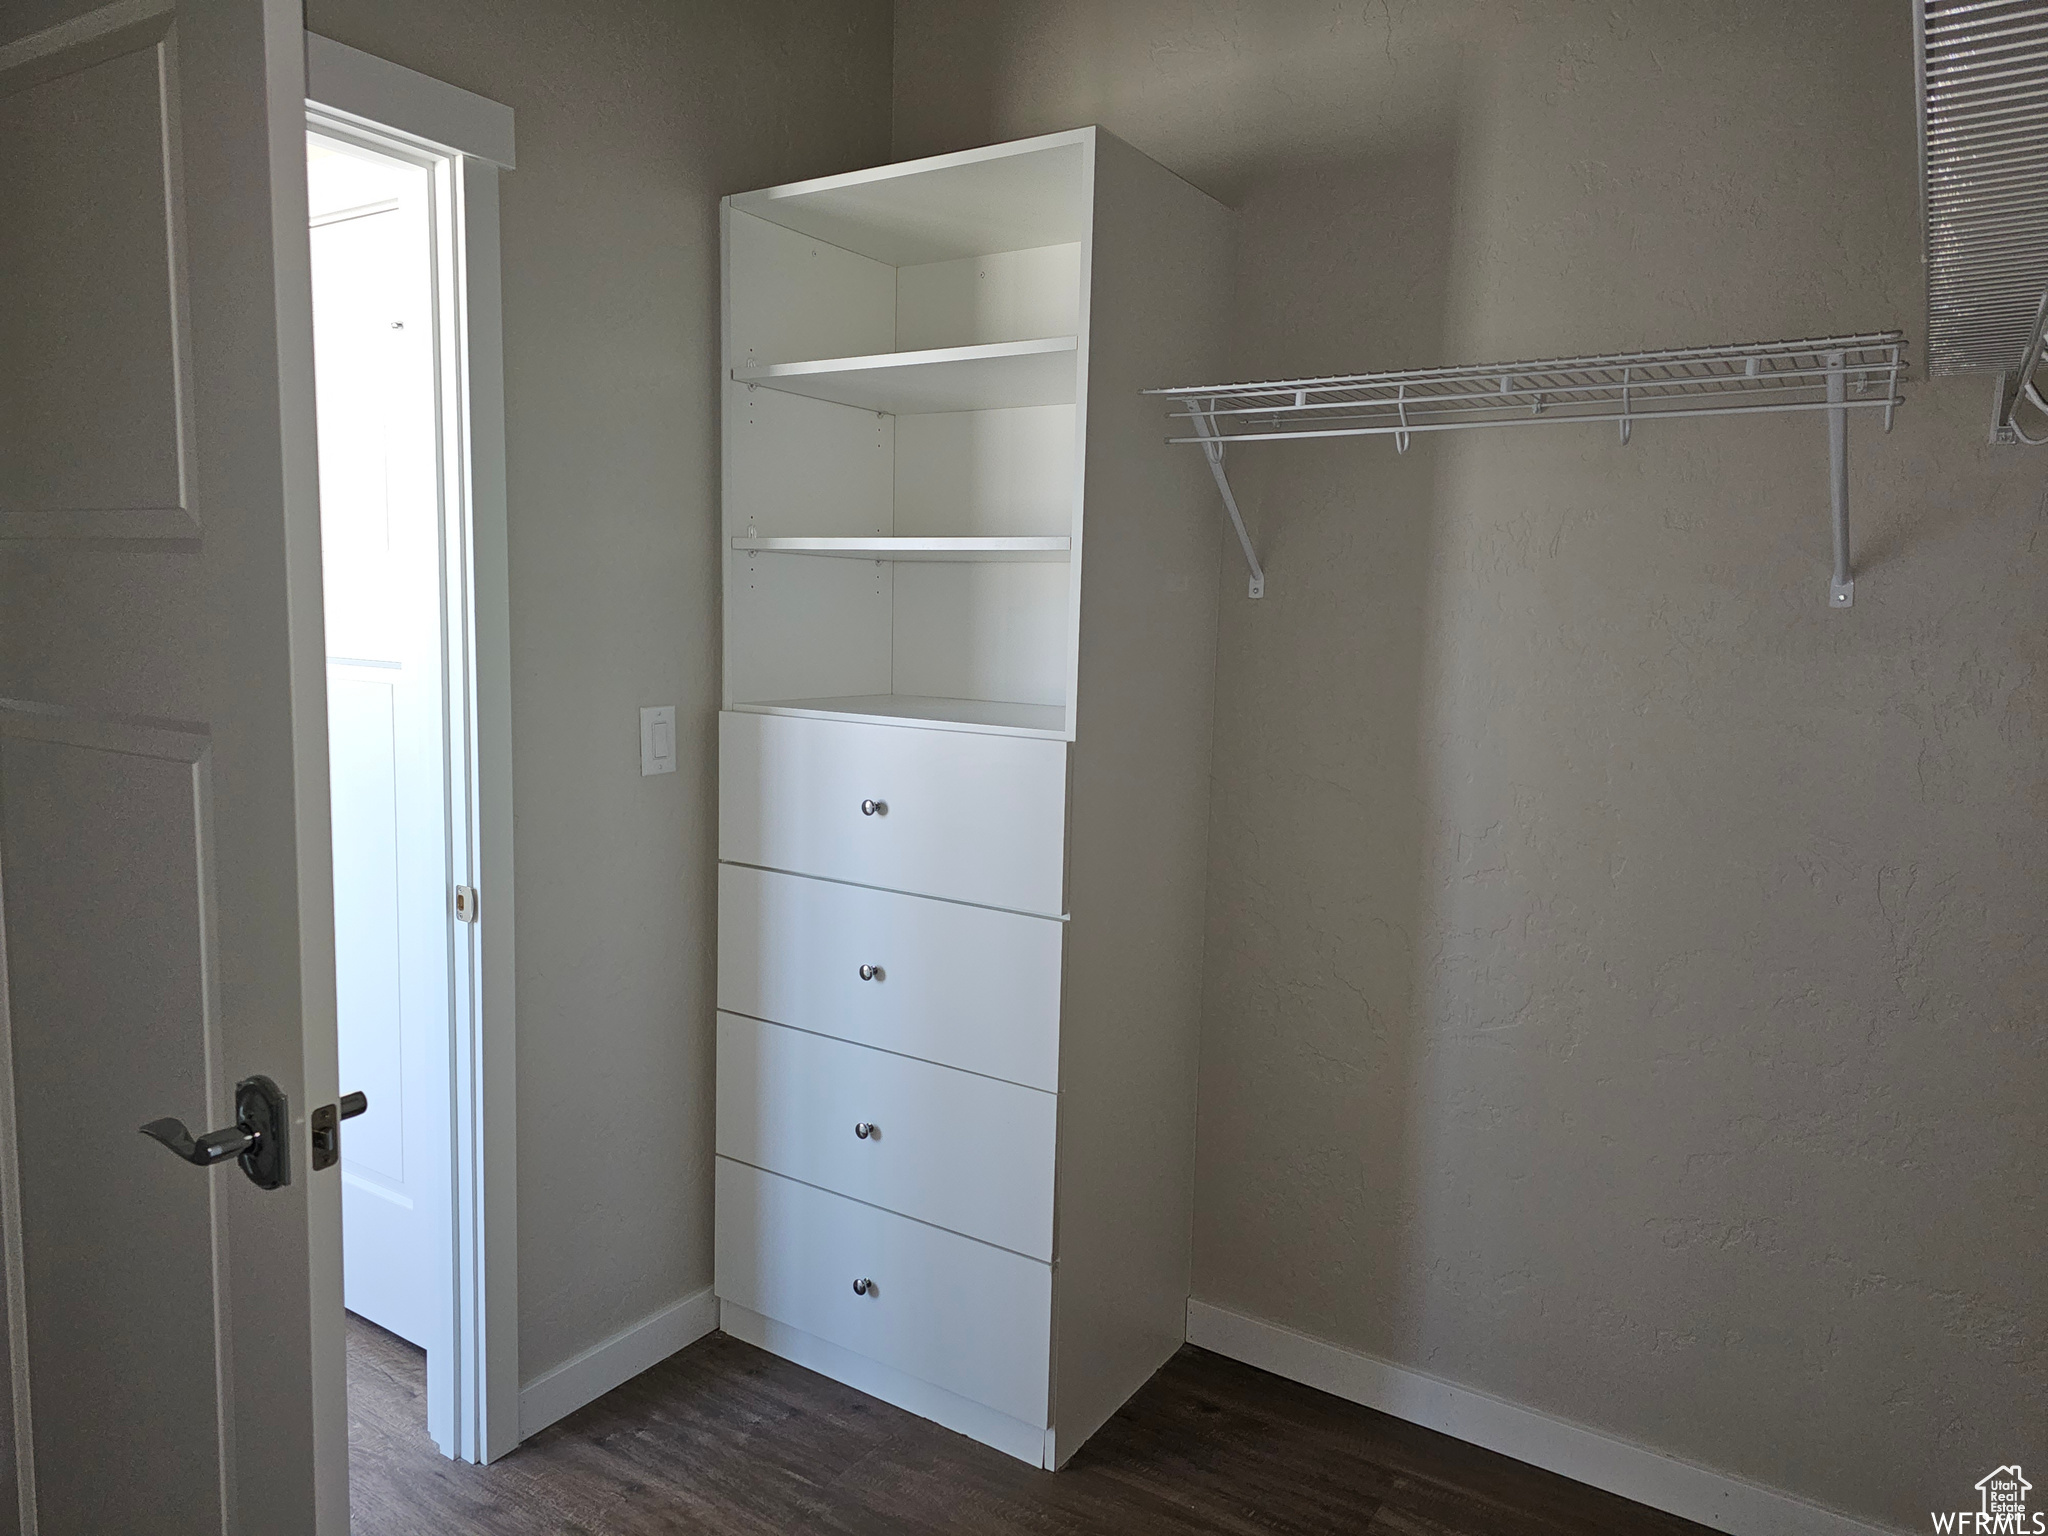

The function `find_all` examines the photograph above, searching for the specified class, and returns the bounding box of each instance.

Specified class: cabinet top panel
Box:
[728,130,1091,266]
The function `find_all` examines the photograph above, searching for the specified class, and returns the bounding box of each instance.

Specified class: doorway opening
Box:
[308,123,469,1464]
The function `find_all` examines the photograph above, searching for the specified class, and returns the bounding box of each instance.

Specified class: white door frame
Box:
[305,34,519,1465]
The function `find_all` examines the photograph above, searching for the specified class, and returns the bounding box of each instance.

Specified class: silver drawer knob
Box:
[858,964,881,981]
[860,798,886,816]
[854,1122,875,1139]
[852,1277,873,1296]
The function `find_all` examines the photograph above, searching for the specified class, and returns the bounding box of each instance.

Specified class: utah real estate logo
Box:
[1933,1466,2041,1534]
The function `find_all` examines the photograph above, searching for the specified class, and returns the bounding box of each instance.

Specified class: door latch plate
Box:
[310,1090,368,1172]
[310,1102,339,1171]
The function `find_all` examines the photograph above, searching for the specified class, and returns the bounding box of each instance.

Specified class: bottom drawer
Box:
[714,1157,1050,1427]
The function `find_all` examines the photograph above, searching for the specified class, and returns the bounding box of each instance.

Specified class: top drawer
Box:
[719,712,1069,915]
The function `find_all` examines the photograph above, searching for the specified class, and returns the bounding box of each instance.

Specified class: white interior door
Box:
[0,0,346,1530]
[308,135,453,1363]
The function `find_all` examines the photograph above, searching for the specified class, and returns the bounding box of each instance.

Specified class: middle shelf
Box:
[732,336,1078,413]
[732,535,1072,563]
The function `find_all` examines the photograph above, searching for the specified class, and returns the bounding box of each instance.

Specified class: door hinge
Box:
[454,884,479,923]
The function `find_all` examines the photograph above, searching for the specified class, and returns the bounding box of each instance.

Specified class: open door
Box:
[0,0,346,1530]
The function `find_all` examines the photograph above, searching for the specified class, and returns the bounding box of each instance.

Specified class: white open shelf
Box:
[732,536,1071,563]
[733,337,1078,414]
[729,695,1069,738]
[725,129,1090,266]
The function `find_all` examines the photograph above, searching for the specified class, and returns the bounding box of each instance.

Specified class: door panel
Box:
[327,665,435,1347]
[0,0,340,1529]
[0,18,195,540]
[329,677,406,1188]
[0,726,220,1536]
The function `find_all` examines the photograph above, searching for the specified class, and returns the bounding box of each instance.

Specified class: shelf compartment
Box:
[730,695,1067,740]
[734,338,1078,414]
[733,536,1071,563]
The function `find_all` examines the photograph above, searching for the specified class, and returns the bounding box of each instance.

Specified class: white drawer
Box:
[715,1158,1051,1427]
[717,1013,1056,1259]
[718,864,1062,1092]
[719,711,1068,915]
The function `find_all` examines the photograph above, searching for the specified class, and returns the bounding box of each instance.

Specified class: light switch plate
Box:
[640,705,677,776]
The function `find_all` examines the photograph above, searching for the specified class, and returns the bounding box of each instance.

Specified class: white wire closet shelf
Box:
[1148,333,1906,607]
[1916,1,2048,440]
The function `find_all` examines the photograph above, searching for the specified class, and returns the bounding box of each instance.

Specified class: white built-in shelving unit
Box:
[715,128,1235,1467]
[721,134,1103,741]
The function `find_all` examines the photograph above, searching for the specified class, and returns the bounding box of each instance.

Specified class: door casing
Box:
[306,34,520,1467]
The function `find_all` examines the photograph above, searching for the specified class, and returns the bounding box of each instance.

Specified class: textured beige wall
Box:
[303,0,892,1382]
[894,3,2046,1528]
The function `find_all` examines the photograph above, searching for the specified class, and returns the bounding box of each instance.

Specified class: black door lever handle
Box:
[139,1117,252,1166]
[140,1075,291,1190]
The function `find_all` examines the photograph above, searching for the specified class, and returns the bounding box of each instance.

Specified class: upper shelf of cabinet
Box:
[727,131,1090,266]
[732,337,1078,414]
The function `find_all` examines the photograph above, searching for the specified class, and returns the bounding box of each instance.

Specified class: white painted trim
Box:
[1184,1301,1903,1536]
[518,1289,719,1440]
[0,785,35,1533]
[304,34,513,168]
[303,40,518,1467]
[453,151,520,1468]
[719,1301,1049,1466]
[0,0,167,77]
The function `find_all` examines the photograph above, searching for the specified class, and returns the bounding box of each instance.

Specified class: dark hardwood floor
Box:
[348,1312,1714,1534]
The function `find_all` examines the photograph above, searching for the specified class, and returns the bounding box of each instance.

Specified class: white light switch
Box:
[640,705,676,776]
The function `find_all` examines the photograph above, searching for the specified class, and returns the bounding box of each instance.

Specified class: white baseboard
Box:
[518,1286,719,1439]
[1185,1300,1903,1536]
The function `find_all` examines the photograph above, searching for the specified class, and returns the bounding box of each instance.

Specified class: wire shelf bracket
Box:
[1147,332,1905,606]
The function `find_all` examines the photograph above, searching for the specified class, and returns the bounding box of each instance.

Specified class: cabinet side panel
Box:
[727,552,894,705]
[727,207,896,366]
[1052,129,1237,1463]
[730,389,894,536]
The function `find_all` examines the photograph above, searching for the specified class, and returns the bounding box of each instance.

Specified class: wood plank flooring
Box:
[348,1312,1715,1535]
